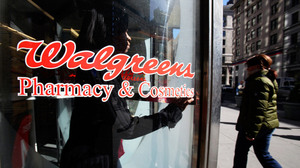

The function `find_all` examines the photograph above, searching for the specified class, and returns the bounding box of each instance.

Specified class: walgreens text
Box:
[17,40,195,101]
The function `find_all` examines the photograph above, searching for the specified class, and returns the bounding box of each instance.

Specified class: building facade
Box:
[232,0,285,83]
[223,2,234,87]
[222,2,234,87]
[283,0,300,79]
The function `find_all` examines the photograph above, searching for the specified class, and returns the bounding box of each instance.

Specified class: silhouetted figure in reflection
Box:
[60,3,193,168]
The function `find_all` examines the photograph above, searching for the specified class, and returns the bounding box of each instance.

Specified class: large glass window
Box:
[121,1,196,167]
[0,0,216,168]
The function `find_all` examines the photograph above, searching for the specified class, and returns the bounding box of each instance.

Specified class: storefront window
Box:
[0,0,217,168]
[119,0,196,167]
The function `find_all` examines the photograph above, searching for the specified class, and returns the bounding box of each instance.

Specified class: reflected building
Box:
[231,0,285,83]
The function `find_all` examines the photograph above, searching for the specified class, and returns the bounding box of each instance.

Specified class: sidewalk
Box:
[217,105,300,168]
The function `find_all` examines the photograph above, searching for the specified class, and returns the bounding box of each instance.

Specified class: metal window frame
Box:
[192,0,222,168]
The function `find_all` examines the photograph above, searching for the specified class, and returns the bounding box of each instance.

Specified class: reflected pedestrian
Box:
[60,3,193,168]
[236,80,245,96]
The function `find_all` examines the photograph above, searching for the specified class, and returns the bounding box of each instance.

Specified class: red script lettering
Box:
[17,40,195,81]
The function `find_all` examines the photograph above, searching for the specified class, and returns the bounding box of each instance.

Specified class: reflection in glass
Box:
[0,0,196,167]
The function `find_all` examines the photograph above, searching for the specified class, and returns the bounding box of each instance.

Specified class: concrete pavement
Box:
[217,105,300,168]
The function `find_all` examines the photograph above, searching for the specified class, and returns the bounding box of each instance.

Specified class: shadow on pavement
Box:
[277,126,292,130]
[272,134,300,141]
[220,121,236,126]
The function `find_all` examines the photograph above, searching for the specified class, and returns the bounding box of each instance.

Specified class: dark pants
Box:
[233,128,282,168]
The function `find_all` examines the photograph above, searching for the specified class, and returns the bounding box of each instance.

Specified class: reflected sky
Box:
[223,0,229,5]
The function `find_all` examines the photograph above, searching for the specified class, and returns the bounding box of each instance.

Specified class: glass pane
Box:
[0,0,196,167]
[119,0,196,167]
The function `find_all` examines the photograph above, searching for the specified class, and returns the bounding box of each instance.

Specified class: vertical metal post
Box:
[193,0,222,167]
